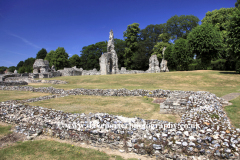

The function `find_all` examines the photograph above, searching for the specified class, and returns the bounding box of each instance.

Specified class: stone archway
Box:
[108,58,113,74]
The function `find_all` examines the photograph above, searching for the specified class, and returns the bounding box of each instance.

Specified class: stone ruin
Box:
[160,47,169,72]
[99,29,119,75]
[0,85,239,159]
[0,30,170,82]
[29,30,169,78]
[147,55,160,73]
[33,59,50,74]
[32,59,58,78]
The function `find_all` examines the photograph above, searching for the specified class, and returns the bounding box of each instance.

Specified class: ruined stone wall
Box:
[82,69,101,76]
[0,81,28,86]
[0,86,239,159]
[4,77,67,84]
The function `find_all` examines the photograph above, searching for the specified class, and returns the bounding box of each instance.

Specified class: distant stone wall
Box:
[58,67,82,76]
[82,69,101,75]
[4,77,67,84]
[0,81,28,86]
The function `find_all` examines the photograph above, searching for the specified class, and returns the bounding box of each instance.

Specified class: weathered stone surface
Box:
[0,85,239,159]
[99,30,119,75]
[160,47,169,72]
[147,55,160,73]
[0,81,28,86]
[58,67,82,76]
[33,59,50,74]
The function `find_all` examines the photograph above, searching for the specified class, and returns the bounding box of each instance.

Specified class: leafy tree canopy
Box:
[8,66,17,72]
[172,38,193,71]
[114,39,126,68]
[227,9,240,73]
[166,15,200,41]
[236,0,240,8]
[69,54,81,68]
[187,23,222,68]
[45,50,55,67]
[123,23,140,69]
[36,48,47,59]
[51,47,70,70]
[80,41,107,70]
[16,61,24,70]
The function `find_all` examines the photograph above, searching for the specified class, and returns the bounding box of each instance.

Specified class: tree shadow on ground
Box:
[219,71,238,74]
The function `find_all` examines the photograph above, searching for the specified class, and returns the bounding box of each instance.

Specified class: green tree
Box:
[69,54,81,68]
[201,7,237,59]
[138,24,169,69]
[164,45,176,71]
[16,61,24,70]
[227,9,240,73]
[166,15,200,41]
[8,66,16,72]
[0,66,7,74]
[45,50,55,67]
[21,57,35,73]
[51,47,70,70]
[80,41,107,70]
[236,0,240,8]
[123,23,140,69]
[152,33,171,60]
[172,38,193,70]
[114,39,126,69]
[36,48,47,59]
[187,23,222,69]
[18,67,25,73]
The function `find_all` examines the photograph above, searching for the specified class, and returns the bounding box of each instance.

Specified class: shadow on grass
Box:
[219,71,238,74]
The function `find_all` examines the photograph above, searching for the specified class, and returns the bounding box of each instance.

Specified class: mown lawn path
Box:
[221,93,240,101]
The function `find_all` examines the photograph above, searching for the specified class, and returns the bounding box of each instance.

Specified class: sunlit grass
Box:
[0,90,50,102]
[29,95,180,123]
[28,70,240,97]
[0,140,136,160]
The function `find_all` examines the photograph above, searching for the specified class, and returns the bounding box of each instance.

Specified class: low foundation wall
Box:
[0,87,239,159]
[0,81,28,86]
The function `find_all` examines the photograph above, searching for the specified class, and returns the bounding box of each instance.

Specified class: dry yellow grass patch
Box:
[0,90,51,102]
[29,95,180,123]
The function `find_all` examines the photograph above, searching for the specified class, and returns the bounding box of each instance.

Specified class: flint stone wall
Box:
[4,77,67,84]
[160,93,189,114]
[82,69,101,76]
[0,81,28,86]
[58,67,82,76]
[0,88,239,159]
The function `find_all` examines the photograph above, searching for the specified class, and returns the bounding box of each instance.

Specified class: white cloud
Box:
[7,32,41,49]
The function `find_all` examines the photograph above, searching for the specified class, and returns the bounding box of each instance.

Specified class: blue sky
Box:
[0,0,236,67]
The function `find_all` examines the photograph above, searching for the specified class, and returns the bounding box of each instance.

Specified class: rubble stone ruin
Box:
[147,55,160,73]
[33,59,50,74]
[99,29,119,75]
[160,47,169,72]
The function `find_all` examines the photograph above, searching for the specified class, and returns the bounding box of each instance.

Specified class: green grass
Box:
[0,140,136,160]
[29,95,180,122]
[0,90,50,102]
[28,70,240,97]
[0,125,12,138]
[225,96,240,128]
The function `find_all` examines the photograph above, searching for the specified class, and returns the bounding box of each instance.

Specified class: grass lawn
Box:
[28,70,240,97]
[0,140,137,160]
[0,70,240,159]
[0,90,50,102]
[29,95,180,123]
[225,96,240,128]
[0,124,12,139]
